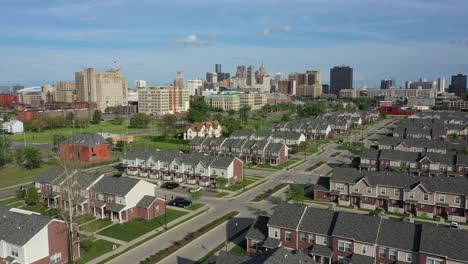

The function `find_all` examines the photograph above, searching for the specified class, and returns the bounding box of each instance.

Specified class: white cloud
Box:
[175,34,212,46]
[263,26,293,35]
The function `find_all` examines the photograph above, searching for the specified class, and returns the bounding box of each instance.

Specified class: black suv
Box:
[161,182,180,189]
[168,197,192,208]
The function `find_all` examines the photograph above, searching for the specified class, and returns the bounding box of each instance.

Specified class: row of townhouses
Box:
[245,203,468,264]
[359,148,468,177]
[229,129,306,146]
[314,168,468,222]
[189,136,288,166]
[122,150,244,186]
[409,111,468,124]
[392,120,468,139]
[370,136,467,154]
[35,169,165,224]
[182,120,223,140]
[0,205,79,264]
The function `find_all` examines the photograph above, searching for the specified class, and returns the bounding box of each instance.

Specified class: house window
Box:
[366,187,372,193]
[379,247,387,258]
[423,194,429,201]
[455,196,461,204]
[323,237,327,245]
[389,249,397,260]
[108,196,114,203]
[300,232,306,242]
[362,245,367,255]
[336,183,345,191]
[409,192,415,199]
[354,185,359,192]
[174,165,179,170]
[426,258,443,264]
[50,252,62,264]
[155,205,160,212]
[274,230,279,238]
[11,247,19,257]
[337,257,351,264]
[338,241,351,252]
[308,233,315,243]
[380,187,387,195]
[394,189,400,197]
[285,231,291,242]
[406,253,412,262]
[439,195,445,203]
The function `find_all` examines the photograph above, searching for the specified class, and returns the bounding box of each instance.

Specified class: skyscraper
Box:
[437,78,445,93]
[215,64,222,74]
[380,79,395,89]
[247,65,255,86]
[136,80,147,88]
[187,79,203,96]
[330,66,353,96]
[449,74,467,96]
[174,71,184,88]
[206,72,218,83]
[75,68,128,111]
[236,65,246,78]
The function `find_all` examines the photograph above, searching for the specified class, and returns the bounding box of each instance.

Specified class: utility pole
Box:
[164,194,167,229]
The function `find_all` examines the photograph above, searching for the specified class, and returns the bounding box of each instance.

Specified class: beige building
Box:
[138,86,189,115]
[296,83,323,97]
[18,92,43,105]
[204,93,240,111]
[75,68,128,111]
[239,93,267,110]
[340,88,437,99]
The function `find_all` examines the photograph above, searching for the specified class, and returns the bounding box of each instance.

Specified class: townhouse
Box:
[188,136,288,166]
[213,247,319,264]
[0,205,80,264]
[122,149,244,186]
[35,169,165,223]
[58,133,112,163]
[371,136,467,154]
[359,148,468,177]
[391,119,468,139]
[245,203,468,264]
[272,118,332,139]
[182,120,222,140]
[314,168,468,222]
[409,111,468,124]
[229,129,306,146]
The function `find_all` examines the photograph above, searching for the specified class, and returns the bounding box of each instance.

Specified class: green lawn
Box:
[336,142,364,152]
[229,240,248,256]
[0,161,59,189]
[8,121,142,143]
[186,203,205,211]
[77,239,118,264]
[129,135,189,151]
[217,178,256,192]
[78,214,98,225]
[216,192,229,198]
[250,158,304,171]
[0,196,22,206]
[80,219,113,233]
[98,209,188,242]
[296,139,331,154]
[306,161,326,171]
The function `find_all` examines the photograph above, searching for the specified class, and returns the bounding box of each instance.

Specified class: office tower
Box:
[449,73,467,97]
[247,65,255,86]
[380,79,395,89]
[258,75,271,93]
[236,65,246,78]
[322,84,330,94]
[274,73,282,82]
[42,85,56,103]
[306,70,321,85]
[437,78,445,93]
[138,86,189,115]
[217,73,230,82]
[330,65,353,96]
[215,64,222,74]
[278,80,296,96]
[187,79,203,96]
[206,72,218,83]
[174,71,184,88]
[407,78,436,89]
[56,81,76,103]
[75,68,128,111]
[405,81,412,89]
[135,80,147,88]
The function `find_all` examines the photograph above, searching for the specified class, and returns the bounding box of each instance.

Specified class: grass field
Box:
[77,239,118,264]
[250,158,303,171]
[217,178,257,192]
[0,196,22,206]
[8,121,143,143]
[0,161,58,189]
[129,135,189,151]
[80,219,113,233]
[186,203,204,211]
[229,240,248,256]
[306,161,326,171]
[98,209,187,242]
[335,142,364,155]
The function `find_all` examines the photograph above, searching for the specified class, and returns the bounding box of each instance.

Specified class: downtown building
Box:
[330,66,353,96]
[448,73,467,97]
[137,86,189,115]
[339,88,437,99]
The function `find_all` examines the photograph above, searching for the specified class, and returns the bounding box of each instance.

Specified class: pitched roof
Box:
[92,176,143,196]
[137,195,157,208]
[245,215,270,241]
[298,207,336,236]
[0,206,53,246]
[267,203,306,230]
[377,219,419,252]
[332,212,381,244]
[419,224,468,262]
[61,133,109,147]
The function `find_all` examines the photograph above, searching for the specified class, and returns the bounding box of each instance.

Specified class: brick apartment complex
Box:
[35,169,165,223]
[59,133,112,163]
[0,205,80,264]
[314,168,468,222]
[122,150,243,187]
[245,203,468,264]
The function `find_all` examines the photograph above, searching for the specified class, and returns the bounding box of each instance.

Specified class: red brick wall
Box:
[297,231,313,249]
[137,206,149,220]
[375,246,395,264]
[280,228,297,249]
[418,253,446,264]
[278,145,288,165]
[332,237,353,263]
[314,190,331,201]
[233,158,244,184]
[416,204,434,213]
[154,199,165,218]
[47,220,80,264]
[59,143,111,163]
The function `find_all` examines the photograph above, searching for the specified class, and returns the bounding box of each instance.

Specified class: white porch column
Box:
[119,211,122,223]
[101,207,104,219]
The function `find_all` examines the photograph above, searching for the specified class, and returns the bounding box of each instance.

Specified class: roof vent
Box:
[284,254,288,259]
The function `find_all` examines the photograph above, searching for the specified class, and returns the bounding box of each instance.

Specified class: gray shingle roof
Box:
[92,176,143,196]
[245,215,270,241]
[332,212,381,244]
[298,207,336,236]
[61,133,109,147]
[350,254,375,264]
[377,219,419,251]
[263,247,317,264]
[419,224,468,262]
[0,205,53,246]
[268,203,306,230]
[310,244,333,257]
[36,168,66,184]
[137,195,157,208]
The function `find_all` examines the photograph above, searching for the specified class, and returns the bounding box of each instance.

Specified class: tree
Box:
[25,186,39,205]
[187,98,211,123]
[0,136,11,167]
[15,146,42,169]
[91,110,102,124]
[162,114,178,135]
[239,106,251,124]
[228,109,236,116]
[3,113,10,122]
[281,113,290,122]
[113,115,125,125]
[30,118,47,132]
[52,133,67,148]
[130,113,150,128]
[286,184,304,204]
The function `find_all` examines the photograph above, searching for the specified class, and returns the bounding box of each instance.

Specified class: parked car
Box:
[401,217,414,223]
[161,182,180,189]
[368,211,378,217]
[449,222,460,230]
[189,187,202,193]
[168,197,192,208]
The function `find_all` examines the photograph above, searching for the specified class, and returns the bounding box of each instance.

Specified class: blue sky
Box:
[1,0,467,88]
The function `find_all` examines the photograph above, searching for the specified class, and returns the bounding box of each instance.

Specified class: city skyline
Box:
[1,0,468,87]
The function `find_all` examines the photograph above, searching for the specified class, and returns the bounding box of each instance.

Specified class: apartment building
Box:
[0,205,80,264]
[371,136,467,154]
[137,86,189,115]
[75,68,128,112]
[245,203,468,263]
[59,133,112,163]
[229,130,306,146]
[391,119,468,140]
[314,168,468,222]
[35,169,164,223]
[122,150,243,187]
[183,120,223,140]
[238,92,267,110]
[204,93,240,111]
[339,88,437,99]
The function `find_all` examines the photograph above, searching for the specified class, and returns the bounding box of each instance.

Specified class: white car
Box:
[189,187,202,193]
[449,222,460,230]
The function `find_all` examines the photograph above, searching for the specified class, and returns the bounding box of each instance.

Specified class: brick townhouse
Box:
[359,148,468,177]
[391,120,468,140]
[35,169,165,223]
[314,168,468,222]
[371,136,467,155]
[0,205,79,264]
[122,149,243,187]
[58,133,112,163]
[229,130,307,146]
[188,136,288,166]
[245,203,468,264]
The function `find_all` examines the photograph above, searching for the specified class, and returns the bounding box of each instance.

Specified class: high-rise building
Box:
[247,65,255,86]
[330,66,353,96]
[217,73,230,82]
[236,65,246,78]
[407,78,436,90]
[187,79,203,96]
[449,74,467,97]
[75,68,128,111]
[56,81,76,103]
[215,64,222,74]
[322,84,330,94]
[278,80,296,96]
[174,71,184,88]
[42,85,56,103]
[380,79,395,89]
[206,72,218,83]
[257,75,271,93]
[135,80,147,88]
[138,86,189,115]
[437,78,446,93]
